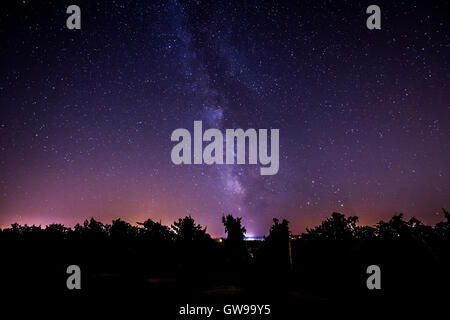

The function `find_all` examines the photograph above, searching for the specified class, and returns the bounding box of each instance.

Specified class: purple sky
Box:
[1,0,449,237]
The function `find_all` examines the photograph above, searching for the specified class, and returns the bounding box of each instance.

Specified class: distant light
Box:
[244,236,264,241]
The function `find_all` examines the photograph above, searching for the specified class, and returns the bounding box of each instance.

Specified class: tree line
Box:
[2,209,449,242]
[0,210,449,301]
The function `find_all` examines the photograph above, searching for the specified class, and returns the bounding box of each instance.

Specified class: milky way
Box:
[1,0,449,236]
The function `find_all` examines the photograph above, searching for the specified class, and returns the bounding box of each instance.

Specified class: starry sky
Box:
[0,0,449,237]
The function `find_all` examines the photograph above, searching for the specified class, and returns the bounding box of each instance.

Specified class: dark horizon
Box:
[2,209,449,312]
[2,208,449,239]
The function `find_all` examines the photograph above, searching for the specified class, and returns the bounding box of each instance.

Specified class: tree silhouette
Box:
[171,216,210,243]
[435,208,450,241]
[267,218,290,241]
[302,212,358,240]
[171,216,213,281]
[354,225,376,240]
[222,214,246,244]
[73,217,108,242]
[137,218,174,243]
[222,214,248,273]
[110,218,138,243]
[261,218,291,273]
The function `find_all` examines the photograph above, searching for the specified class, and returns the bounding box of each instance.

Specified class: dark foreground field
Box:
[1,212,449,317]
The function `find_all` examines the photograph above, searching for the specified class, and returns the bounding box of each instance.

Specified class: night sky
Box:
[1,0,449,237]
